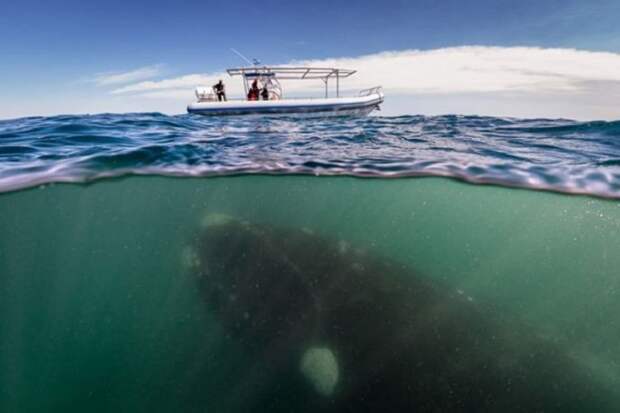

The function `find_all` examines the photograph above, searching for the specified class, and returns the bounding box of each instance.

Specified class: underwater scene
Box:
[1,114,620,411]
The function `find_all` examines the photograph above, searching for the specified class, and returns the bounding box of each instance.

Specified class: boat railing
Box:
[358,86,383,97]
[196,95,378,103]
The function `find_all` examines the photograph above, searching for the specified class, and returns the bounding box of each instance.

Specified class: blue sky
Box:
[2,0,620,119]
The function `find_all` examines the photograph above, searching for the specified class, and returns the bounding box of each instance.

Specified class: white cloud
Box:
[111,46,620,97]
[111,74,217,94]
[138,89,196,100]
[293,46,620,95]
[92,65,163,86]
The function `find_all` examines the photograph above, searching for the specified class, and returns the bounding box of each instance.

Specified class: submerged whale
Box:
[189,214,615,412]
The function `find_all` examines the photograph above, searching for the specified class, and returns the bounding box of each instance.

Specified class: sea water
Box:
[1,114,620,411]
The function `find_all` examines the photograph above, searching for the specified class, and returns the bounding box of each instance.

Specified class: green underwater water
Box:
[1,175,620,411]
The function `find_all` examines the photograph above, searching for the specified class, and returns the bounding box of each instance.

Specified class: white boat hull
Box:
[187,93,383,118]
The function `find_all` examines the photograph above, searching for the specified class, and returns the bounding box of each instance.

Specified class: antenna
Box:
[230,48,255,66]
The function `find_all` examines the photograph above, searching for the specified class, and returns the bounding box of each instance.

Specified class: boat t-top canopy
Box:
[227,66,356,79]
[226,66,357,98]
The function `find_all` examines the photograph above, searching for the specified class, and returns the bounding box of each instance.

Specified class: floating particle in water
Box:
[180,246,200,270]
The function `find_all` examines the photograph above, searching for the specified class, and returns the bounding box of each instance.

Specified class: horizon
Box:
[2,0,620,121]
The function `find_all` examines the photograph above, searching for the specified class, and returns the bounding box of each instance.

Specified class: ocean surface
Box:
[1,113,620,197]
[1,113,620,411]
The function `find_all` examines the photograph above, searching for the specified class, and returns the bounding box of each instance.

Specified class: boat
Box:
[187,66,384,117]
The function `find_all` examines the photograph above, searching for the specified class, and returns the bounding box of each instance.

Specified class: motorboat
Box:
[187,66,384,117]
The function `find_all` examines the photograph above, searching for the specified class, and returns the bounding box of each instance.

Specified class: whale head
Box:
[194,214,319,353]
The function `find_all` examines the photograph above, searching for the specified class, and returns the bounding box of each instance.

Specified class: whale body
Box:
[191,215,615,412]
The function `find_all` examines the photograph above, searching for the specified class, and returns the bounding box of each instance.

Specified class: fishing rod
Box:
[230,48,261,66]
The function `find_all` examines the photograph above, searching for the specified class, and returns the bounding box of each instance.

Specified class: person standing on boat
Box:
[248,79,260,101]
[212,80,226,101]
[260,85,269,100]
